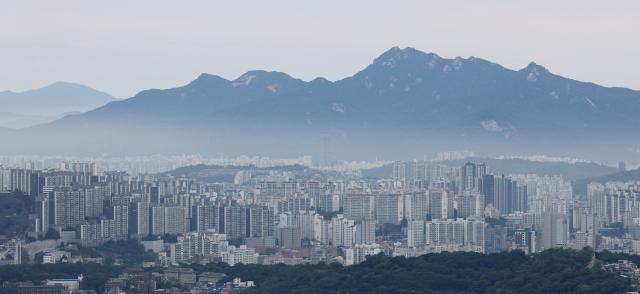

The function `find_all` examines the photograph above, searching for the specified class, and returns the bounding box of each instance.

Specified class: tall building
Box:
[424,218,485,253]
[248,205,274,238]
[151,206,187,236]
[343,194,374,221]
[405,192,428,221]
[129,201,151,237]
[13,242,22,265]
[456,191,483,219]
[392,161,406,184]
[292,211,316,240]
[151,206,166,236]
[278,227,302,249]
[51,188,86,229]
[480,174,495,207]
[84,186,106,218]
[354,219,376,245]
[429,190,450,220]
[408,220,426,248]
[61,162,96,176]
[587,183,607,226]
[191,205,220,232]
[481,175,526,215]
[0,167,9,191]
[165,206,187,235]
[80,221,103,246]
[313,214,330,244]
[462,162,477,191]
[173,232,229,263]
[330,214,356,247]
[375,194,400,225]
[513,229,536,254]
[410,160,427,182]
[461,162,487,191]
[223,205,247,240]
[277,197,312,214]
[541,211,568,250]
[316,193,337,213]
[10,169,33,195]
[36,196,50,234]
[110,205,129,240]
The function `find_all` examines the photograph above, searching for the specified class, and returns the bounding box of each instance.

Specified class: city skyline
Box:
[0,150,639,292]
[1,1,640,293]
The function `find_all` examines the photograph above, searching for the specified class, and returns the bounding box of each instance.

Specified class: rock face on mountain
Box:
[4,47,640,161]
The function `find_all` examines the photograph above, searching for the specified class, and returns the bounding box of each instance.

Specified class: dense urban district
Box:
[0,158,639,293]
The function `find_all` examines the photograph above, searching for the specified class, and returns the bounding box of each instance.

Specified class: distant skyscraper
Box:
[330,214,356,247]
[52,188,86,228]
[278,227,302,249]
[480,174,495,207]
[80,221,102,246]
[514,229,536,254]
[164,206,187,235]
[316,193,337,213]
[343,194,374,221]
[151,206,166,236]
[10,169,33,195]
[248,206,274,238]
[151,206,187,236]
[424,218,485,252]
[13,242,22,265]
[110,205,129,240]
[429,190,449,220]
[462,162,477,191]
[477,163,487,179]
[408,220,426,248]
[192,205,220,232]
[542,211,568,250]
[392,161,406,183]
[149,186,160,204]
[36,196,50,234]
[223,205,247,240]
[481,175,526,215]
[375,194,400,225]
[462,162,487,191]
[456,191,482,219]
[84,186,106,218]
[129,201,150,237]
[406,191,428,220]
[354,219,376,245]
[313,214,330,244]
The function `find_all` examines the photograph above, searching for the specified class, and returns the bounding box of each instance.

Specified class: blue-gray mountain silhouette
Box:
[0,82,114,116]
[0,82,115,128]
[3,47,639,161]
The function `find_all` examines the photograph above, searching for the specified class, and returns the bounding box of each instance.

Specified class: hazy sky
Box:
[1,0,639,98]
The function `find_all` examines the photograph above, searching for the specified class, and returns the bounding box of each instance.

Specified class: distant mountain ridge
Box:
[573,167,640,197]
[161,164,317,182]
[362,157,618,181]
[0,82,115,128]
[2,47,640,161]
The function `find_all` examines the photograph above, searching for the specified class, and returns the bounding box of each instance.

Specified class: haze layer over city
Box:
[1,1,640,293]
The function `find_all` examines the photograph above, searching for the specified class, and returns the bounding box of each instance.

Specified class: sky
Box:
[1,0,639,98]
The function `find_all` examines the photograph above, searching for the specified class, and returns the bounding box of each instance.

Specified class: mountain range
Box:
[1,47,639,161]
[573,167,640,196]
[0,82,114,128]
[363,157,618,182]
